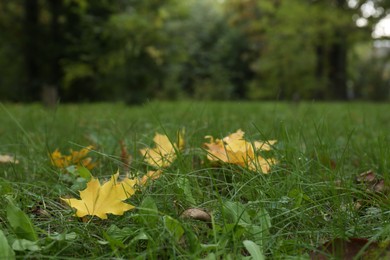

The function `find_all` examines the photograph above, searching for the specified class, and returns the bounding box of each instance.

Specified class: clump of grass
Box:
[0,101,388,258]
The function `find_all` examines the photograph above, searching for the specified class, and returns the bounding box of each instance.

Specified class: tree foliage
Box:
[0,0,388,102]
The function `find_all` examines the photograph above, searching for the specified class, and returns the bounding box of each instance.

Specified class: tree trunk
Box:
[328,0,348,100]
[315,0,348,100]
[23,0,40,101]
[43,0,63,106]
[314,43,326,99]
[328,31,347,100]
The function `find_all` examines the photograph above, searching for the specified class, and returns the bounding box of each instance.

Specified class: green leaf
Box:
[66,165,78,175]
[288,189,312,208]
[77,166,92,180]
[70,177,88,191]
[12,239,40,251]
[222,201,251,226]
[203,252,217,260]
[243,240,265,260]
[163,215,184,242]
[103,231,125,250]
[139,196,159,228]
[106,224,133,242]
[184,228,201,253]
[49,232,77,241]
[249,225,264,248]
[5,196,38,241]
[0,229,15,260]
[251,208,271,250]
[66,166,91,180]
[0,178,13,195]
[177,177,196,204]
[129,231,149,246]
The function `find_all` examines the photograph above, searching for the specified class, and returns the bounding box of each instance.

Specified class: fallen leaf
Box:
[139,170,163,185]
[180,208,211,226]
[356,170,377,183]
[373,179,385,193]
[61,172,136,219]
[356,170,387,194]
[0,155,19,164]
[310,238,389,260]
[250,156,278,174]
[119,140,132,172]
[204,129,277,173]
[354,170,388,210]
[50,146,96,170]
[140,131,184,168]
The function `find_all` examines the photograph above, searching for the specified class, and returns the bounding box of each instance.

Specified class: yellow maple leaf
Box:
[204,129,277,173]
[138,170,163,185]
[140,130,184,168]
[61,172,136,219]
[50,145,97,170]
[248,156,278,173]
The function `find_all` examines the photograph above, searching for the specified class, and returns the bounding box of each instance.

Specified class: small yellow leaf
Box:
[139,170,163,185]
[50,146,96,170]
[140,131,184,168]
[61,172,136,219]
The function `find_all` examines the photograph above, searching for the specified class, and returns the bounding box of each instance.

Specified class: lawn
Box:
[0,101,389,259]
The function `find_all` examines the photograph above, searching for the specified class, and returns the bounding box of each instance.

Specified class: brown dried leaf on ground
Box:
[354,170,388,210]
[119,140,132,172]
[310,238,389,260]
[181,208,211,222]
[180,208,212,228]
[0,154,19,164]
[356,170,388,194]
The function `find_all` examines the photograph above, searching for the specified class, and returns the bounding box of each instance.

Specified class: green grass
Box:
[0,101,389,259]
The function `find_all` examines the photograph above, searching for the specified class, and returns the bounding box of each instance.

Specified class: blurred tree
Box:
[225,0,321,99]
[165,0,236,100]
[224,0,390,100]
[60,0,183,103]
[59,0,118,101]
[313,0,389,99]
[0,0,389,102]
[44,0,64,105]
[352,41,390,100]
[99,0,170,103]
[0,0,25,100]
[163,0,254,100]
[23,0,41,101]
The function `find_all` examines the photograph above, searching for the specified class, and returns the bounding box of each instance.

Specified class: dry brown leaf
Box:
[180,208,212,228]
[0,154,19,164]
[356,170,387,194]
[310,238,389,260]
[119,140,132,172]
